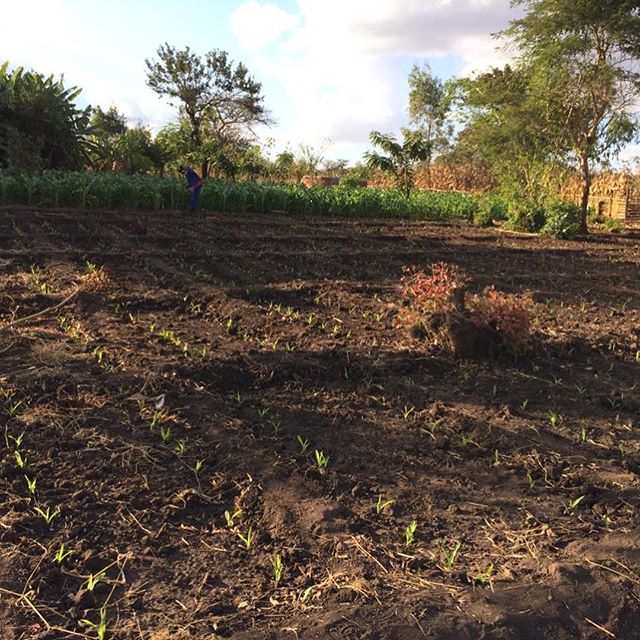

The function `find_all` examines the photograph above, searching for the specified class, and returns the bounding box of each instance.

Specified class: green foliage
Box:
[364,129,431,198]
[473,196,507,227]
[505,198,545,232]
[541,201,581,239]
[0,170,485,220]
[603,217,622,233]
[145,44,271,177]
[0,61,90,170]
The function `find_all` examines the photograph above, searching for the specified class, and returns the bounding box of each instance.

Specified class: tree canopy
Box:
[145,43,272,177]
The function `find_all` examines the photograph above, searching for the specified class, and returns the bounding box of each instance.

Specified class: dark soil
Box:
[1,208,640,640]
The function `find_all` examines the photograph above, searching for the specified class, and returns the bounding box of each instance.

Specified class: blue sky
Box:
[4,0,638,165]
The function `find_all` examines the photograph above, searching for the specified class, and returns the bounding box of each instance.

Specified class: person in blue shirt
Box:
[180,166,203,213]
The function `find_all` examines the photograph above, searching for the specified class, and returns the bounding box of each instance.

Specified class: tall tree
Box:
[407,63,453,187]
[145,43,271,177]
[505,0,640,231]
[454,64,568,202]
[364,129,430,198]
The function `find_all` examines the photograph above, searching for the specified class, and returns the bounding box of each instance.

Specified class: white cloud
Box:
[229,1,301,50]
[231,0,517,159]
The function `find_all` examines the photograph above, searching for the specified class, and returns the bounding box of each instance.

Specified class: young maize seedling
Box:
[272,554,284,586]
[54,544,73,564]
[520,399,529,411]
[81,608,108,640]
[225,509,242,528]
[160,426,171,444]
[9,432,25,447]
[296,435,310,453]
[564,495,586,515]
[175,439,187,455]
[5,400,23,417]
[471,563,495,587]
[257,407,270,418]
[237,527,255,550]
[15,451,27,469]
[149,410,162,431]
[402,405,415,420]
[376,495,395,515]
[549,413,559,428]
[442,541,462,569]
[24,475,37,496]
[314,449,329,472]
[601,514,613,529]
[194,459,204,474]
[34,506,59,526]
[580,428,587,445]
[526,472,535,491]
[86,571,107,592]
[493,450,501,468]
[405,521,417,547]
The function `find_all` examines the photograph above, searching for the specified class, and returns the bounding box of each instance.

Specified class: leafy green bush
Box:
[473,196,507,227]
[505,198,545,232]
[603,217,622,233]
[541,201,581,240]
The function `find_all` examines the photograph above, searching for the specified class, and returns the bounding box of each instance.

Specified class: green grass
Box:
[0,170,487,220]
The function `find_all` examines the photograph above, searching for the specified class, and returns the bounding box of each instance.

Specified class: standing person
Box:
[180,166,203,214]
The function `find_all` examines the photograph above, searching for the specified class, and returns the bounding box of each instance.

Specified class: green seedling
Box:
[85,259,97,273]
[549,412,559,428]
[225,509,242,528]
[575,382,586,395]
[34,506,59,526]
[194,459,204,474]
[9,432,25,447]
[81,608,108,640]
[148,410,162,431]
[85,571,107,592]
[175,439,187,455]
[314,449,329,472]
[257,407,270,418]
[54,544,73,564]
[460,434,474,448]
[160,426,171,444]
[232,391,243,405]
[492,384,498,397]
[5,400,23,417]
[580,428,587,445]
[526,472,536,490]
[493,450,501,468]
[272,553,284,586]
[271,420,282,436]
[24,475,37,496]
[296,435,310,453]
[15,451,27,469]
[471,563,494,587]
[405,521,417,547]
[363,378,374,391]
[520,399,529,411]
[376,495,395,515]
[601,514,613,529]
[442,541,462,569]
[402,405,415,420]
[237,527,255,549]
[564,495,586,515]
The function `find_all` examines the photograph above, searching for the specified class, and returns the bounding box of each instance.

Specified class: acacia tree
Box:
[145,43,271,177]
[364,129,430,198]
[407,63,453,187]
[505,0,640,231]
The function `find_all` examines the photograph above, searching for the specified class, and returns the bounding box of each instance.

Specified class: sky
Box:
[3,0,639,165]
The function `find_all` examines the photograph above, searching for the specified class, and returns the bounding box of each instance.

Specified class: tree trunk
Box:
[579,153,591,234]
